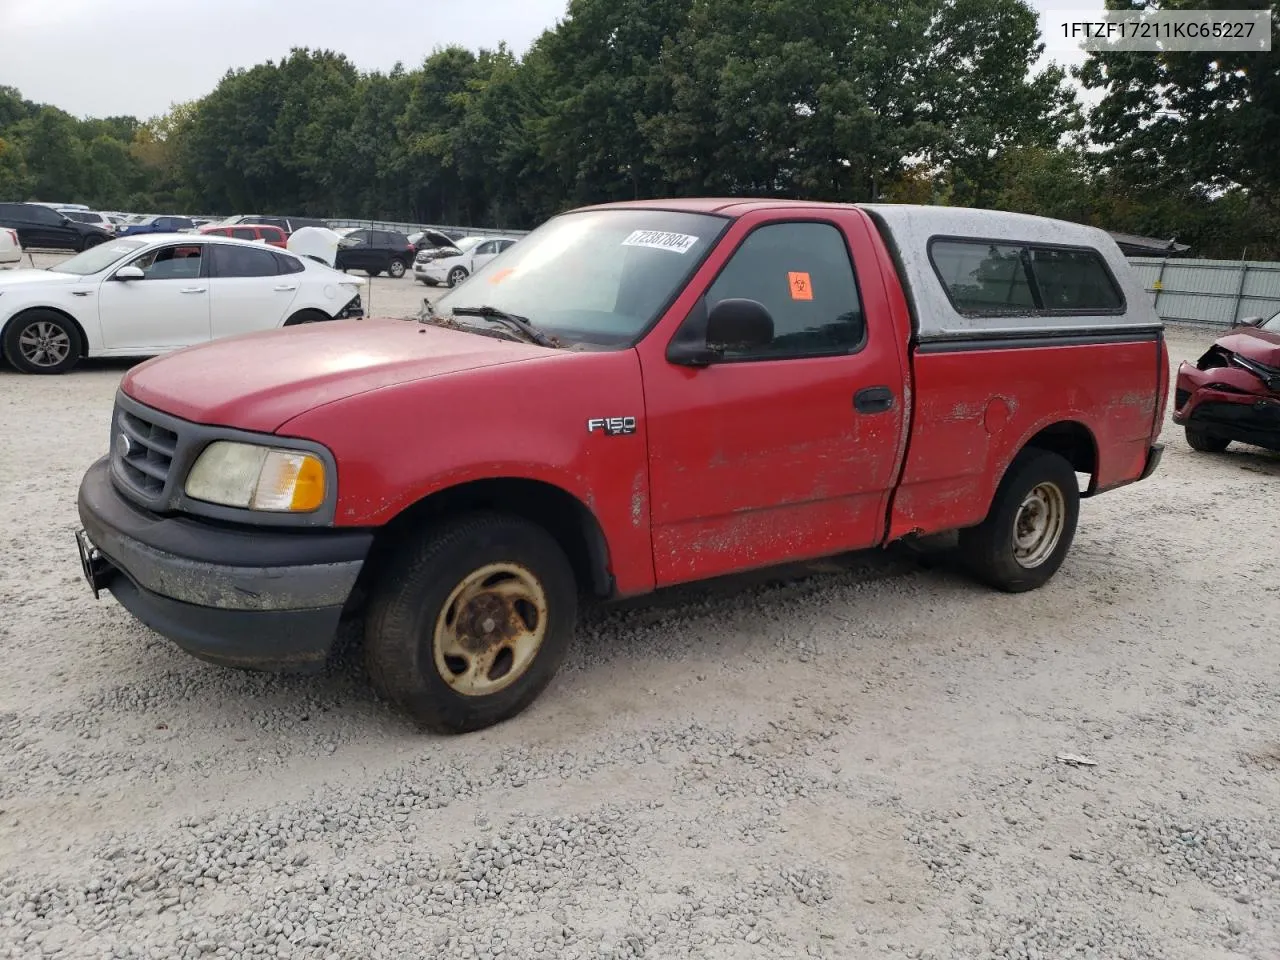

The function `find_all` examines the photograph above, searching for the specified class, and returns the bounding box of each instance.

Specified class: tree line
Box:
[0,0,1275,258]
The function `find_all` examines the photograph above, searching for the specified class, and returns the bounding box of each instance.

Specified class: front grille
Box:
[112,405,180,502]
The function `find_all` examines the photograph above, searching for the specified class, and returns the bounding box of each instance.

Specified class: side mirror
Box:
[114,266,145,281]
[668,298,774,367]
[1233,315,1264,328]
[61,217,72,226]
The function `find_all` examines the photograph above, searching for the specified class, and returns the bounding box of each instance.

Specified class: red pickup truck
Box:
[76,200,1167,733]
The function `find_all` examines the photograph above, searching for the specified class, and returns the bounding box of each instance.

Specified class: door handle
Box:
[854,386,895,414]
[180,287,207,294]
[273,284,298,292]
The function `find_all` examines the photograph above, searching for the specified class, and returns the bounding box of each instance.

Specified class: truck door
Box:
[638,213,907,586]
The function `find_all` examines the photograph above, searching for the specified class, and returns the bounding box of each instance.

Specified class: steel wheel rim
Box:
[17,320,71,367]
[432,562,548,697]
[389,260,405,277]
[1013,481,1066,568]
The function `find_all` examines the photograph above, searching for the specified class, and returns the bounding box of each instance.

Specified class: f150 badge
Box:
[587,416,637,436]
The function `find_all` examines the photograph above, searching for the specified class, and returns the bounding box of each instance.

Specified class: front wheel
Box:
[388,258,407,279]
[447,266,469,287]
[957,448,1079,593]
[1185,425,1230,453]
[3,310,82,374]
[364,268,382,278]
[364,513,578,734]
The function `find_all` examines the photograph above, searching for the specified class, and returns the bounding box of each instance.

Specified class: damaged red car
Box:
[1174,311,1280,453]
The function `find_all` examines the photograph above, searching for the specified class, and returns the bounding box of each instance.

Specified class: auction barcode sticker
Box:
[621,230,699,254]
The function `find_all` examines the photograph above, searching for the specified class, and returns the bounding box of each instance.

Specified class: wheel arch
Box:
[355,477,614,607]
[1019,419,1099,494]
[282,307,333,327]
[1,305,91,360]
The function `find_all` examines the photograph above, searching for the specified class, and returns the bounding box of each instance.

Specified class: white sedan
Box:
[414,236,520,287]
[0,234,365,374]
[0,226,20,268]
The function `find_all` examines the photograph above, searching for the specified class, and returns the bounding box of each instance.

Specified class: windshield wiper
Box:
[450,306,557,348]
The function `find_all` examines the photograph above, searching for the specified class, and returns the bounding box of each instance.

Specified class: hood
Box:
[0,269,84,288]
[1217,328,1280,369]
[121,318,548,434]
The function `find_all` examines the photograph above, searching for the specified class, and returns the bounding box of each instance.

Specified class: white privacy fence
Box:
[1128,256,1280,327]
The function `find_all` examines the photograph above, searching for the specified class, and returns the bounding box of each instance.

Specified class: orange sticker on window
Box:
[788,271,813,300]
[489,267,515,285]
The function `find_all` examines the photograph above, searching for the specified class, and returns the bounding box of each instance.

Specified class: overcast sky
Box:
[0,0,1104,119]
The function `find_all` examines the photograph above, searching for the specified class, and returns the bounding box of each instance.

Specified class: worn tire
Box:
[2,309,82,374]
[1185,425,1230,453]
[388,258,407,279]
[447,266,469,287]
[283,309,331,327]
[957,448,1080,593]
[364,513,578,734]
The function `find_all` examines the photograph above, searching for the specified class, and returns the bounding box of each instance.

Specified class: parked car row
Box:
[4,201,523,273]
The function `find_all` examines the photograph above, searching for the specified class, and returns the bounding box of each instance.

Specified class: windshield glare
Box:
[435,210,727,346]
[52,239,150,276]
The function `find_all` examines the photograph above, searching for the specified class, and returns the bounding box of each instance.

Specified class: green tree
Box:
[18,108,87,200]
[0,134,34,199]
[1081,0,1279,201]
[643,0,1078,202]
[531,0,695,206]
[398,46,483,223]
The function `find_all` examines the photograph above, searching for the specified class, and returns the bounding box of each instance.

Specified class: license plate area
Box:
[75,529,114,599]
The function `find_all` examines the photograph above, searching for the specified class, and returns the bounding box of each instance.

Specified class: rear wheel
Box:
[3,310,82,374]
[82,235,104,250]
[364,513,578,734]
[388,258,407,279]
[1185,425,1230,453]
[957,448,1079,593]
[283,309,330,327]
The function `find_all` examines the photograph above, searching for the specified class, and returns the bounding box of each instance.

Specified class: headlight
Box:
[185,441,326,512]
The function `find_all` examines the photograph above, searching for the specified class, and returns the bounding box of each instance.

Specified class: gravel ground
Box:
[1,251,1278,959]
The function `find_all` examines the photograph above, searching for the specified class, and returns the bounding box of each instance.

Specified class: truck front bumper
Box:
[76,457,373,672]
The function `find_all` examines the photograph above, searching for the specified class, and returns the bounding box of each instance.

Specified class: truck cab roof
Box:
[581,198,1158,341]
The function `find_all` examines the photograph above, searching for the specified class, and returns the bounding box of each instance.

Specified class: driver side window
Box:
[704,222,865,360]
[128,245,205,280]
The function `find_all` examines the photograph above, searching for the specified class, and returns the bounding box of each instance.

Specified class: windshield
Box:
[52,239,150,276]
[1261,311,1280,333]
[453,236,484,253]
[435,209,728,346]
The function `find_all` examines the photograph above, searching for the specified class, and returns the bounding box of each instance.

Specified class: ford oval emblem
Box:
[116,432,132,459]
